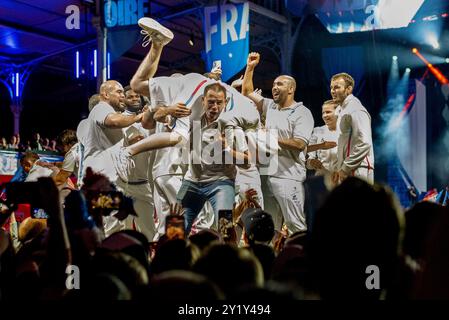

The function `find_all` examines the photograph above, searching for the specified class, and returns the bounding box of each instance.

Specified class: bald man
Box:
[79,80,143,236]
[80,81,143,181]
[242,52,314,235]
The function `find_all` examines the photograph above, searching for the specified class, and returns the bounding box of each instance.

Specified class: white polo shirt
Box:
[262,98,314,182]
[61,142,81,177]
[309,125,339,171]
[184,116,236,183]
[81,101,123,181]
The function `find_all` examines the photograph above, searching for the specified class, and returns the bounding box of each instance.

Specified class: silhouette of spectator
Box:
[309,177,402,299]
[193,244,264,297]
[30,133,43,151]
[189,229,222,253]
[72,273,132,300]
[88,251,148,299]
[150,239,200,276]
[63,191,102,268]
[240,208,275,246]
[248,244,275,281]
[145,270,224,301]
[101,231,149,273]
[406,203,449,299]
[1,137,7,149]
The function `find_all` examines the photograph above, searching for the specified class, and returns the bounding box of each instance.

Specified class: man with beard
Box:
[79,80,143,236]
[81,80,143,182]
[242,52,314,235]
[329,73,374,184]
[116,86,156,240]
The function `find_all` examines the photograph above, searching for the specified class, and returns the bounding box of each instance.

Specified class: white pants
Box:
[352,167,374,185]
[190,201,214,234]
[263,176,306,234]
[116,180,156,242]
[153,174,183,240]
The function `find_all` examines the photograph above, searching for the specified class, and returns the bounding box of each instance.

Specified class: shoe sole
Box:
[138,17,174,43]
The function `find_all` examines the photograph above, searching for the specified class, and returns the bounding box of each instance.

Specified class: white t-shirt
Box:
[25,164,56,182]
[61,143,80,177]
[309,125,339,172]
[184,116,236,183]
[262,98,314,182]
[80,101,123,181]
[76,119,89,148]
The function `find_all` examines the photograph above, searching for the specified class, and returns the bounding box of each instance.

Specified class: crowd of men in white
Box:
[54,18,375,241]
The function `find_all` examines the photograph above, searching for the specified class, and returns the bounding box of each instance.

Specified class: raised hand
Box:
[253,88,262,96]
[169,203,184,216]
[247,52,260,69]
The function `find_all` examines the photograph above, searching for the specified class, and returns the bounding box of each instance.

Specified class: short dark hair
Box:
[203,83,227,98]
[20,151,39,165]
[57,129,78,148]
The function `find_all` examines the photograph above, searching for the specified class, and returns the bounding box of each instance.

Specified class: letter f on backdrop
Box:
[203,1,249,82]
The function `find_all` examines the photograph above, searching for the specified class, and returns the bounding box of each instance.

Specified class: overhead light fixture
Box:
[431,42,440,49]
[445,58,449,63]
[392,55,398,61]
[405,68,411,73]
[189,33,194,46]
[427,33,440,49]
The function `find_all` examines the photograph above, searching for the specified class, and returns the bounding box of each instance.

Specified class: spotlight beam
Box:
[412,48,449,84]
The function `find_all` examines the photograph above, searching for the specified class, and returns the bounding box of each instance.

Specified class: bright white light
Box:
[94,49,97,77]
[336,22,343,34]
[405,68,411,73]
[15,72,19,97]
[392,55,398,61]
[446,58,449,63]
[428,34,440,49]
[107,52,111,79]
[348,21,355,33]
[76,51,79,79]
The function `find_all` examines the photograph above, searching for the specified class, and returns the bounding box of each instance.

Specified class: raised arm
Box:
[242,52,264,113]
[130,42,164,97]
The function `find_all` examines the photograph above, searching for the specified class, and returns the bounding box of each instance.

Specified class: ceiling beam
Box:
[0,19,78,44]
[230,0,287,24]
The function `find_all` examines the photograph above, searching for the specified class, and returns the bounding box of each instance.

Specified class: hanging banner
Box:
[313,0,425,33]
[203,1,249,82]
[103,0,149,28]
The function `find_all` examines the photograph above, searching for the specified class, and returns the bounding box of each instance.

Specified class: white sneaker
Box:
[112,147,135,183]
[138,17,174,47]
